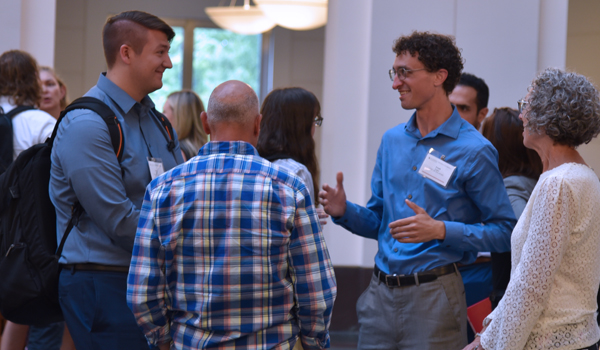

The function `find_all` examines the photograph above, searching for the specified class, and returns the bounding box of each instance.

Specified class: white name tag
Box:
[147,157,165,180]
[418,153,456,187]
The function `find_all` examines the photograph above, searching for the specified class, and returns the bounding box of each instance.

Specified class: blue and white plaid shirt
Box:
[127,141,337,350]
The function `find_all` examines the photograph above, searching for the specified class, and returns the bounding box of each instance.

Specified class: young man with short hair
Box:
[50,11,183,349]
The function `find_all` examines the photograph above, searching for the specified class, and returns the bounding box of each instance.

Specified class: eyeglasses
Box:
[314,114,323,127]
[517,99,529,114]
[388,67,427,81]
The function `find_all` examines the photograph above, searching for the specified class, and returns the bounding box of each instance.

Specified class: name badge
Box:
[147,157,165,180]
[418,150,456,187]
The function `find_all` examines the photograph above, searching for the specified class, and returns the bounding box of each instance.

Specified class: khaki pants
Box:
[356,271,467,350]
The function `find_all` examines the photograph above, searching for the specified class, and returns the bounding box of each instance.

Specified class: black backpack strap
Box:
[53,98,126,256]
[6,106,36,119]
[57,97,125,162]
[55,202,83,257]
[152,108,176,153]
[0,106,36,174]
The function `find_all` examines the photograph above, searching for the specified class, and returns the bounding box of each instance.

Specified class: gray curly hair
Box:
[525,68,600,147]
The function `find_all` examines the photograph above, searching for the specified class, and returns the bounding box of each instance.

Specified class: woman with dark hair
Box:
[480,107,542,310]
[257,87,321,200]
[257,87,327,225]
[465,68,600,350]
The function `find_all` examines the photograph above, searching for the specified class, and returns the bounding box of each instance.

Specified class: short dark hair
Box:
[392,31,464,94]
[103,10,175,68]
[458,73,489,112]
[257,87,321,200]
[481,107,542,179]
[0,50,41,106]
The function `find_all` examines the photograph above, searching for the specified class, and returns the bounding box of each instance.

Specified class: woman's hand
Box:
[461,336,484,350]
[316,207,329,226]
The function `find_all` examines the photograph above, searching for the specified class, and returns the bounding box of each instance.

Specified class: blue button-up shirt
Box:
[127,141,336,349]
[50,73,183,266]
[333,108,516,275]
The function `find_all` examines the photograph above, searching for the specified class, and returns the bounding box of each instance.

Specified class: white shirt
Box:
[481,163,600,350]
[1,96,56,159]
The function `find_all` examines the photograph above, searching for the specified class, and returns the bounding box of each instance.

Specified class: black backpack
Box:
[0,106,36,174]
[0,97,176,325]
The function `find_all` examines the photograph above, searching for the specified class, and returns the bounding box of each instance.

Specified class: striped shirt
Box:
[127,141,337,350]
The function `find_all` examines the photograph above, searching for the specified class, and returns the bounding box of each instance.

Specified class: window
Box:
[149,21,269,113]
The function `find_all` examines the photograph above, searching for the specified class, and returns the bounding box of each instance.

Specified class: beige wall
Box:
[0,0,56,67]
[567,0,600,174]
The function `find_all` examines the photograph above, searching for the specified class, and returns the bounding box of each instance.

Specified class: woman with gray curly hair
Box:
[464,68,600,350]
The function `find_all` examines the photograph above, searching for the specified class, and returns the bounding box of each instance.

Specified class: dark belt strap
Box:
[374,263,456,288]
[61,263,129,273]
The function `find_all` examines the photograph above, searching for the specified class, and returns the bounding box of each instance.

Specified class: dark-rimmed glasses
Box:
[517,99,528,114]
[314,114,323,127]
[388,67,427,81]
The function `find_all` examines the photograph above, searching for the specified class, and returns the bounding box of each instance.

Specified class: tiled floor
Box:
[329,331,359,350]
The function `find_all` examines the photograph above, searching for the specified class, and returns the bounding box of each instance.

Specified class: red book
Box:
[467,297,492,333]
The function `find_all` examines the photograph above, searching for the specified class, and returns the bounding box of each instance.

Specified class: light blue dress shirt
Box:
[333,108,516,275]
[50,73,183,266]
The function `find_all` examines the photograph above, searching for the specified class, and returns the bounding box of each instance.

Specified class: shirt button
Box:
[412,166,417,171]
[408,194,412,199]
[393,248,398,253]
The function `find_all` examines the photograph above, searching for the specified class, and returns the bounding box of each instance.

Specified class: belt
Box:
[61,263,129,273]
[374,263,456,287]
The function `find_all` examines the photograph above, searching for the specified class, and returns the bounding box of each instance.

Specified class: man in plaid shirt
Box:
[127,80,337,350]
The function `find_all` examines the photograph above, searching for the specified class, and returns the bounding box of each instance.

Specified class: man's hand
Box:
[158,342,170,350]
[318,172,347,218]
[389,199,446,243]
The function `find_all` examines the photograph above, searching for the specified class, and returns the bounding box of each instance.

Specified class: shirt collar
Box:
[404,105,462,140]
[199,141,259,157]
[95,73,155,114]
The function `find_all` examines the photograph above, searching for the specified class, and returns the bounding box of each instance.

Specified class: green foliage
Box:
[149,26,262,114]
[192,28,261,106]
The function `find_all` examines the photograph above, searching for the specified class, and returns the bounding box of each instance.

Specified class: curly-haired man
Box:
[320,31,516,349]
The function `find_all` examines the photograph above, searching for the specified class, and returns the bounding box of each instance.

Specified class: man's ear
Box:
[254,113,262,137]
[434,69,448,88]
[477,107,489,125]
[201,111,211,135]
[119,44,133,65]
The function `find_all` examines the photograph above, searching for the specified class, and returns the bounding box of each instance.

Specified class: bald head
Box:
[201,80,261,144]
[206,80,259,125]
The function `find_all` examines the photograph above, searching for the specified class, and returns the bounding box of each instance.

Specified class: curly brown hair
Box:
[525,68,600,148]
[0,50,41,106]
[393,31,464,94]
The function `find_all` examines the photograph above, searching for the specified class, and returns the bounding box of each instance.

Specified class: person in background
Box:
[39,66,67,119]
[163,89,208,161]
[480,107,542,310]
[257,87,321,199]
[0,50,57,350]
[449,72,489,130]
[465,68,600,350]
